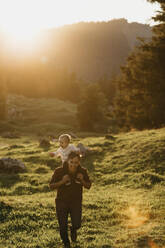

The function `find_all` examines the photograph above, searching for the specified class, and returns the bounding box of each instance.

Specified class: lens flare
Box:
[148,239,165,248]
[125,205,149,228]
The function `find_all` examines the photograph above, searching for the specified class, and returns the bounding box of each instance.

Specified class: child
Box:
[49,152,91,248]
[49,134,80,163]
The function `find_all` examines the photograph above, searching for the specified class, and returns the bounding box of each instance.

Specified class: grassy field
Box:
[0,125,165,248]
[1,94,77,135]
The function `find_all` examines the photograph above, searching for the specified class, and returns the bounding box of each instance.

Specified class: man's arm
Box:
[50,174,70,190]
[76,172,91,189]
[81,179,91,189]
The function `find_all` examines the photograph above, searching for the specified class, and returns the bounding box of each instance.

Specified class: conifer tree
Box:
[77,84,108,131]
[114,0,165,129]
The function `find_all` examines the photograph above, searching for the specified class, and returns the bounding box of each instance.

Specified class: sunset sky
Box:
[0,0,160,32]
[0,0,160,51]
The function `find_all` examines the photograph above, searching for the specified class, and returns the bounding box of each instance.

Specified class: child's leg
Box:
[56,199,70,244]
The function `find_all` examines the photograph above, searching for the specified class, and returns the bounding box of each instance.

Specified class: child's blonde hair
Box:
[59,134,71,143]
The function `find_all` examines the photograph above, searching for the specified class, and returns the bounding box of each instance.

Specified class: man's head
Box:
[67,152,80,174]
[59,134,71,149]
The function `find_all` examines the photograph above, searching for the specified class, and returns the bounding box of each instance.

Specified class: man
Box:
[50,151,91,248]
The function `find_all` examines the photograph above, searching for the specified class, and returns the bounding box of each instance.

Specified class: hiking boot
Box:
[70,227,77,242]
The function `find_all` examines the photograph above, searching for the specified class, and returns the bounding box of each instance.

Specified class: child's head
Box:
[67,151,80,174]
[59,134,71,149]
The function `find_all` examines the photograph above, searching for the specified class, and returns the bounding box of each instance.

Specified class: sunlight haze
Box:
[0,0,160,31]
[0,0,160,52]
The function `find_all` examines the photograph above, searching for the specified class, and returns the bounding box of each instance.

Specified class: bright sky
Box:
[0,0,160,52]
[0,0,160,30]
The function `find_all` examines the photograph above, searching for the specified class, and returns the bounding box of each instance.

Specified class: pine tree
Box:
[114,1,165,129]
[97,74,116,104]
[77,83,108,131]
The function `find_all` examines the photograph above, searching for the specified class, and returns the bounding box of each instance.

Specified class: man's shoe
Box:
[64,241,71,248]
[70,227,77,242]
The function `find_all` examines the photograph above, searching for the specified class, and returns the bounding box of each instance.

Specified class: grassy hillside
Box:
[0,127,165,248]
[0,94,77,135]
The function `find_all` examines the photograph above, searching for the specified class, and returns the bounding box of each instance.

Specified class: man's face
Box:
[59,137,69,149]
[68,156,80,174]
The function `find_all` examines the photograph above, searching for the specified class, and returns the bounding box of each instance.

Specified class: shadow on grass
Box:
[13,184,50,195]
[0,201,13,223]
[136,236,153,248]
[81,147,109,172]
[46,159,61,170]
[23,155,60,171]
[35,166,49,174]
[40,147,51,152]
[23,155,42,163]
[0,174,21,188]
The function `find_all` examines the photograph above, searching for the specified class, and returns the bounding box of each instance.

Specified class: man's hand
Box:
[76,173,91,189]
[76,173,84,182]
[50,174,71,190]
[62,175,71,184]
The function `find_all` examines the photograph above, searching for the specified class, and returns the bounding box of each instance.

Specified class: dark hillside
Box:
[45,19,152,80]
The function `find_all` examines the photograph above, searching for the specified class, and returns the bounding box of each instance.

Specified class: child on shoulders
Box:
[49,134,80,163]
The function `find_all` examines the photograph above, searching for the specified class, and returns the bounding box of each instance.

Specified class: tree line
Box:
[114,0,165,130]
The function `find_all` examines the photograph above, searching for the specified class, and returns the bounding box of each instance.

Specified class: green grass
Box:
[0,127,165,247]
[1,94,77,135]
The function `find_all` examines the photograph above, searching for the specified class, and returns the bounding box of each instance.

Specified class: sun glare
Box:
[4,26,41,54]
[3,25,39,51]
[125,205,149,229]
[0,0,46,53]
[148,240,165,248]
[0,0,160,54]
[4,23,38,42]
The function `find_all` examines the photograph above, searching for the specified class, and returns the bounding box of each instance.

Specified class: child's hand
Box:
[49,152,55,157]
[76,173,84,182]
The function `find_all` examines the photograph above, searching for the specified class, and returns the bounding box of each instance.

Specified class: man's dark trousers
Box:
[56,199,82,244]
